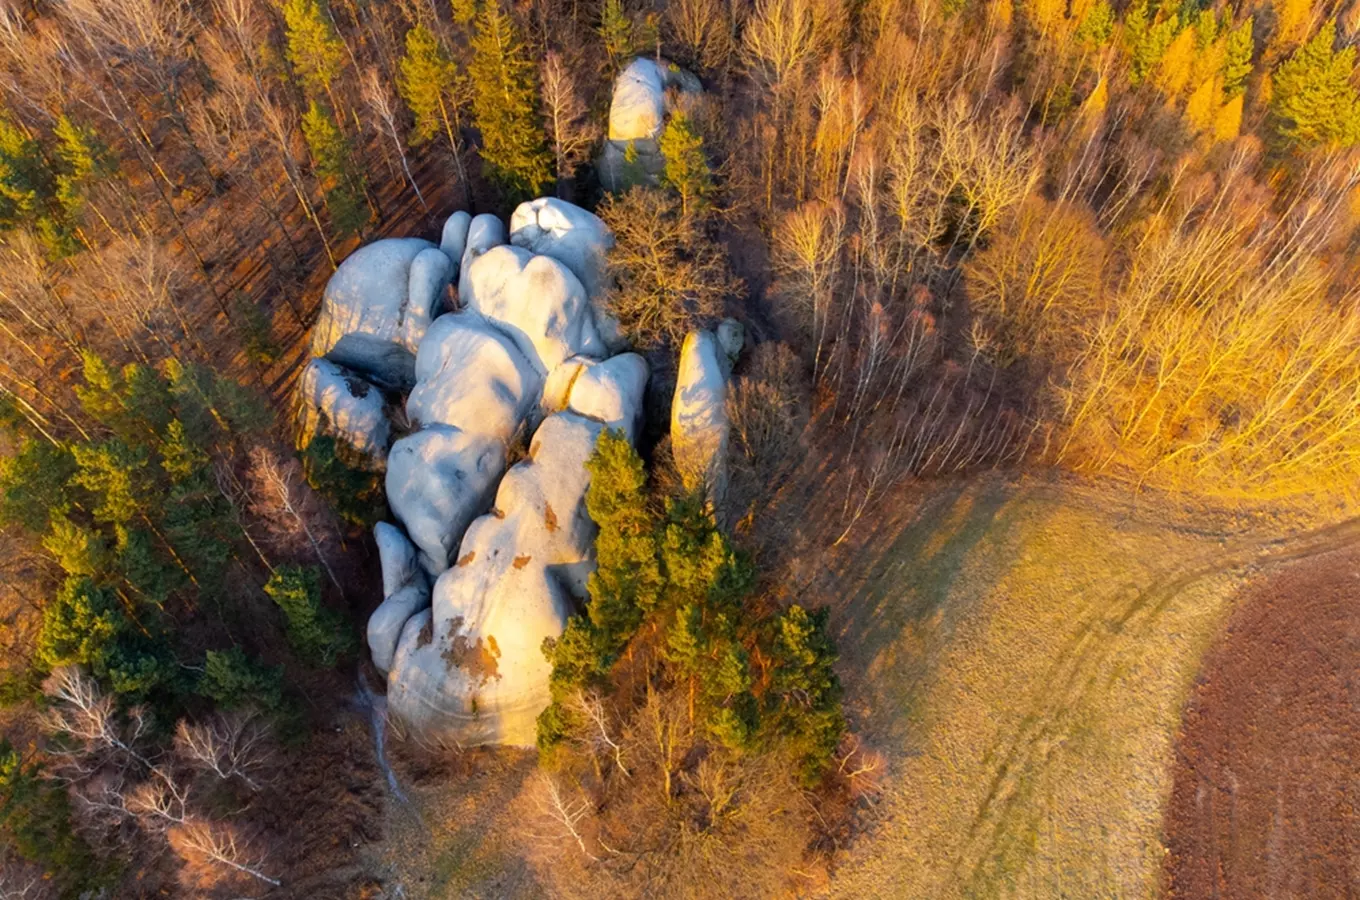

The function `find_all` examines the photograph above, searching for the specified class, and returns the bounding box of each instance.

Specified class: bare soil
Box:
[1162,545,1360,899]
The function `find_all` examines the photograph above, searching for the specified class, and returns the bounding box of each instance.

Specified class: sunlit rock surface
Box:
[608,57,667,143]
[368,523,430,673]
[297,200,654,745]
[458,213,507,303]
[297,358,391,459]
[386,356,646,745]
[309,238,453,388]
[510,197,623,349]
[672,329,731,507]
[385,426,507,577]
[462,246,605,375]
[600,57,701,192]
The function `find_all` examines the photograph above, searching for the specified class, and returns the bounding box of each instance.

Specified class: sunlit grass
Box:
[830,475,1258,898]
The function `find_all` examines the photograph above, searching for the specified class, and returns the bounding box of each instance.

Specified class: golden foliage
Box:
[965,196,1106,367]
[1183,76,1219,133]
[1056,166,1360,499]
[1213,91,1243,141]
[1154,27,1198,100]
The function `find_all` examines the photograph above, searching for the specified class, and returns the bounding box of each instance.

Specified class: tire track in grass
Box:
[950,511,1360,896]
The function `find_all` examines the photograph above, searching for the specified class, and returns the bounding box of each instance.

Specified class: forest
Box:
[0,0,1358,892]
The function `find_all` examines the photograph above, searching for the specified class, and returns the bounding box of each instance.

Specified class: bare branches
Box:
[361,66,427,209]
[42,667,156,774]
[540,52,598,198]
[573,690,629,777]
[173,711,274,791]
[530,772,599,862]
[169,819,281,888]
[245,444,342,589]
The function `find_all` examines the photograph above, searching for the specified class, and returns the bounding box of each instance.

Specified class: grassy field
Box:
[818,473,1358,899]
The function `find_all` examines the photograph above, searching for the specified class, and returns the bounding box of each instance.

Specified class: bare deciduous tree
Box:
[245,445,343,589]
[529,772,598,862]
[173,712,274,791]
[540,52,597,199]
[362,65,427,209]
[169,819,281,888]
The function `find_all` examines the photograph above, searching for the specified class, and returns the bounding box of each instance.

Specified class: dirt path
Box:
[1162,545,1360,899]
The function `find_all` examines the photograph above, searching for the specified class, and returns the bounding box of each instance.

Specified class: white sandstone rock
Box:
[609,58,666,143]
[369,521,431,673]
[405,314,540,436]
[560,353,648,440]
[297,358,391,458]
[458,213,506,303]
[463,246,604,374]
[385,360,648,745]
[716,318,745,375]
[671,329,730,507]
[310,238,450,388]
[440,211,472,268]
[510,198,624,349]
[375,521,424,598]
[385,426,507,575]
[386,552,570,747]
[369,582,431,674]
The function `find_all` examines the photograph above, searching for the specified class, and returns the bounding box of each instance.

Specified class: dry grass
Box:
[816,473,1360,898]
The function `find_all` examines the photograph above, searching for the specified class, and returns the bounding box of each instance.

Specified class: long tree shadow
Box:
[828,475,1030,751]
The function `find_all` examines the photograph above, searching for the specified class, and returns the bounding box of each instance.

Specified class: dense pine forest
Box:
[1,0,1359,893]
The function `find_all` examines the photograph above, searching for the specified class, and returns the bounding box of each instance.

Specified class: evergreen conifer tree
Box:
[302,101,370,236]
[659,110,712,219]
[469,1,553,200]
[1270,21,1360,148]
[282,0,347,100]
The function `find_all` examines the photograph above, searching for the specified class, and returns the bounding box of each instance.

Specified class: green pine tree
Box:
[659,109,712,219]
[469,1,553,201]
[400,23,467,155]
[1270,21,1360,148]
[1074,0,1115,47]
[281,0,347,99]
[265,565,355,667]
[1222,16,1255,96]
[199,647,286,711]
[52,115,114,231]
[0,740,100,896]
[302,100,370,237]
[451,0,479,27]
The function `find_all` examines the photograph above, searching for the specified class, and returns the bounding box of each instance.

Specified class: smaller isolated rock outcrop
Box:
[599,57,702,192]
[368,522,431,673]
[672,327,738,508]
[297,358,391,459]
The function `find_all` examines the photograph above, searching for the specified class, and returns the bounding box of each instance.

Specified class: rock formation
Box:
[296,197,652,747]
[671,323,743,509]
[385,353,646,744]
[309,238,454,391]
[599,57,702,192]
[509,197,623,349]
[297,358,392,459]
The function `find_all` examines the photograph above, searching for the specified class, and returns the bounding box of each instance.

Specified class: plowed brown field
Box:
[1163,546,1360,899]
